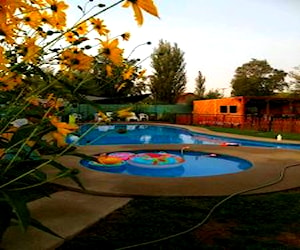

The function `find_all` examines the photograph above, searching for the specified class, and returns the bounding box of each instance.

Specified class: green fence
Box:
[72,104,192,121]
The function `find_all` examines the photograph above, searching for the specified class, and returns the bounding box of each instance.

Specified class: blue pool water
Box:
[75,123,300,150]
[80,150,252,177]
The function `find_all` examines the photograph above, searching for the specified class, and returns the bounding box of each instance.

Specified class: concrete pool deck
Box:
[2,124,300,249]
[50,123,300,197]
[52,143,300,197]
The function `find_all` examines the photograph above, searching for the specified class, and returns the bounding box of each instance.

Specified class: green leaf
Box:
[30,217,63,239]
[66,152,96,161]
[48,160,85,190]
[8,124,36,147]
[3,191,31,231]
[0,201,13,240]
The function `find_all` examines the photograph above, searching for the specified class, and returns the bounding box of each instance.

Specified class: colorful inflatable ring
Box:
[97,155,124,165]
[127,152,185,169]
[80,158,126,172]
[108,152,135,160]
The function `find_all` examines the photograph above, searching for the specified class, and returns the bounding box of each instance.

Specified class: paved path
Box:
[1,192,131,250]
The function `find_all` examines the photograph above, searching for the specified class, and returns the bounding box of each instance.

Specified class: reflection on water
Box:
[78,124,198,145]
[126,165,185,177]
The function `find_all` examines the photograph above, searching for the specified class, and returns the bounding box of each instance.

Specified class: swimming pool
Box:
[74,123,300,150]
[80,150,252,177]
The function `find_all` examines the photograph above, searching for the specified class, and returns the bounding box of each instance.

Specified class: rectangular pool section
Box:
[74,124,300,150]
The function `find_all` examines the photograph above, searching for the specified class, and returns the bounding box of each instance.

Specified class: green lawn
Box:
[59,191,300,249]
[199,126,300,141]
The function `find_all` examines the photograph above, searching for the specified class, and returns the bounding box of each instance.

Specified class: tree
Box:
[149,40,187,104]
[194,71,206,98]
[205,89,223,99]
[289,66,300,94]
[231,59,288,96]
[72,56,148,100]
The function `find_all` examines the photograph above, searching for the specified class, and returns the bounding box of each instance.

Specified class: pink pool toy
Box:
[108,152,135,160]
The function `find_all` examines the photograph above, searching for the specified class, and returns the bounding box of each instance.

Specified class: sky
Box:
[65,0,300,96]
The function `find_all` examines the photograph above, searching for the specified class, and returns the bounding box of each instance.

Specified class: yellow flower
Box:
[46,0,69,16]
[1,127,17,142]
[97,111,110,122]
[51,119,78,136]
[52,131,67,147]
[122,0,159,26]
[121,32,130,41]
[0,148,4,158]
[0,0,34,24]
[20,37,41,64]
[0,22,16,44]
[60,48,94,71]
[45,97,64,110]
[100,38,123,65]
[137,69,146,79]
[116,82,127,92]
[117,107,132,118]
[123,66,135,80]
[76,21,88,35]
[64,31,77,43]
[23,11,42,29]
[45,0,68,30]
[0,72,22,91]
[90,18,110,36]
[27,96,40,106]
[0,46,9,70]
[40,11,53,26]
[106,65,113,77]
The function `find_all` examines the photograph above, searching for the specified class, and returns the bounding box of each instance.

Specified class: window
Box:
[220,106,227,113]
[229,105,237,113]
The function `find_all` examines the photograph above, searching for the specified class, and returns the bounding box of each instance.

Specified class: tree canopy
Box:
[231,59,288,96]
[149,40,186,104]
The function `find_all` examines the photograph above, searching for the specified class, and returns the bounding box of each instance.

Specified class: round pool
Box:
[80,150,252,177]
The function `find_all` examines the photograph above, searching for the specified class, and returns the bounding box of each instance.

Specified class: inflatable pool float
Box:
[80,155,126,172]
[97,155,124,164]
[127,152,185,169]
[220,142,240,147]
[108,152,135,160]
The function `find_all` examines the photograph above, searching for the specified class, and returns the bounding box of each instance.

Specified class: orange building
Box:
[193,96,300,128]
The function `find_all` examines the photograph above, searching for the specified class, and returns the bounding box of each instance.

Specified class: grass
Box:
[58,127,300,250]
[58,191,300,249]
[199,126,300,141]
